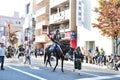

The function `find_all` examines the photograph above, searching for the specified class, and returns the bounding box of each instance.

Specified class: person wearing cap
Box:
[0,43,6,70]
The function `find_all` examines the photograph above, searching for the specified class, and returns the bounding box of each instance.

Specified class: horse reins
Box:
[56,44,65,57]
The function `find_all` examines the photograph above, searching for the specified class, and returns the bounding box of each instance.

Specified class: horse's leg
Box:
[53,58,58,72]
[61,58,64,72]
[48,61,52,68]
[48,55,52,68]
[46,58,48,67]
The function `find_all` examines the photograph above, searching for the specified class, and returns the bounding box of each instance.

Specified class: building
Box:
[49,0,77,46]
[33,0,77,49]
[34,0,50,49]
[31,0,120,55]
[24,0,36,47]
[77,0,113,55]
[0,12,24,47]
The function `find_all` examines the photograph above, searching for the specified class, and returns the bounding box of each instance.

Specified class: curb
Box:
[64,60,108,69]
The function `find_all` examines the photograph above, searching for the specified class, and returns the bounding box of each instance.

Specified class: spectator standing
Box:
[81,47,85,62]
[0,43,6,70]
[98,48,105,66]
[106,54,114,69]
[92,47,99,64]
[113,55,120,71]
[87,49,92,63]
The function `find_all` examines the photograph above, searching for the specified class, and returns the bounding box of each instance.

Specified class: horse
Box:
[44,42,70,72]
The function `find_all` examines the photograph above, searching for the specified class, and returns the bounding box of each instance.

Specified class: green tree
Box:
[92,0,120,56]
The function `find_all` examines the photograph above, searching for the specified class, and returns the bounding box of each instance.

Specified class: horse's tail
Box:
[44,45,51,64]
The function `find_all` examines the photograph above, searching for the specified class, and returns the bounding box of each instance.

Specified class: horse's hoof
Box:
[61,70,64,72]
[52,70,55,72]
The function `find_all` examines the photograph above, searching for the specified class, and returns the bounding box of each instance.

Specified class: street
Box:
[0,56,120,80]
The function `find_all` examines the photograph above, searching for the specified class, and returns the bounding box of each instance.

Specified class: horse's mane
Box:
[56,43,70,55]
[45,45,51,50]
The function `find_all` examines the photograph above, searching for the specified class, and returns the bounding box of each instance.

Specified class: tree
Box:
[92,0,120,56]
[7,23,19,45]
[8,31,18,45]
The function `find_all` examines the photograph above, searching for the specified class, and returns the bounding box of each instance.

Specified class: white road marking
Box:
[30,66,40,70]
[6,65,47,80]
[76,74,120,80]
[81,72,100,77]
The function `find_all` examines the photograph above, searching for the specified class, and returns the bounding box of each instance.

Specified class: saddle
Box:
[49,43,64,56]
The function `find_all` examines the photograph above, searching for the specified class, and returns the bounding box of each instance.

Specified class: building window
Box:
[42,25,48,34]
[19,21,21,24]
[26,3,30,14]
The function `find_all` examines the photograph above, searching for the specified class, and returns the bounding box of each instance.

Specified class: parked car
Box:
[37,48,44,56]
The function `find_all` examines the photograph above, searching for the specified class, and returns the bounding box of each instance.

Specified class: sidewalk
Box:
[64,60,108,69]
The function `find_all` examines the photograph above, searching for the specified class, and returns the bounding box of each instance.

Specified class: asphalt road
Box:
[0,56,120,80]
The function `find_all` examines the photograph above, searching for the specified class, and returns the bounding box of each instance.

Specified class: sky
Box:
[0,0,28,17]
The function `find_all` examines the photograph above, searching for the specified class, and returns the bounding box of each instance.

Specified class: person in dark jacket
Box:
[17,45,25,63]
[113,55,120,71]
[47,29,62,53]
[73,47,83,75]
[53,29,61,42]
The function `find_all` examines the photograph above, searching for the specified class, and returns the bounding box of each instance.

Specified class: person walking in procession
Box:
[73,46,84,75]
[24,45,32,65]
[17,45,25,63]
[0,43,6,70]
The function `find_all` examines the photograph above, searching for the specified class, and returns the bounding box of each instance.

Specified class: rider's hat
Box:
[55,29,59,34]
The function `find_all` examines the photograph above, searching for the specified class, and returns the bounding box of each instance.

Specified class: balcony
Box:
[36,21,45,29]
[36,0,43,5]
[50,0,68,8]
[35,7,46,17]
[50,9,70,24]
[35,35,48,43]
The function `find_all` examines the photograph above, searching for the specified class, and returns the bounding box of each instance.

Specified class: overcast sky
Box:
[0,0,28,17]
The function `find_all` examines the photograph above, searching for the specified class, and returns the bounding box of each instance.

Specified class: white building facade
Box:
[77,0,113,55]
[24,0,36,46]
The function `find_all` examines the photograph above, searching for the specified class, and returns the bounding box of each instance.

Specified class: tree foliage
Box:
[92,0,120,54]
[8,31,18,45]
[93,0,120,38]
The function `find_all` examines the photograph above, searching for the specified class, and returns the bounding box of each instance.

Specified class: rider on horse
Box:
[47,29,62,53]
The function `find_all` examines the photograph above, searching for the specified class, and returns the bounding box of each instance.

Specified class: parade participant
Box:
[17,45,25,63]
[24,45,32,65]
[73,47,83,75]
[0,43,6,70]
[47,29,62,53]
